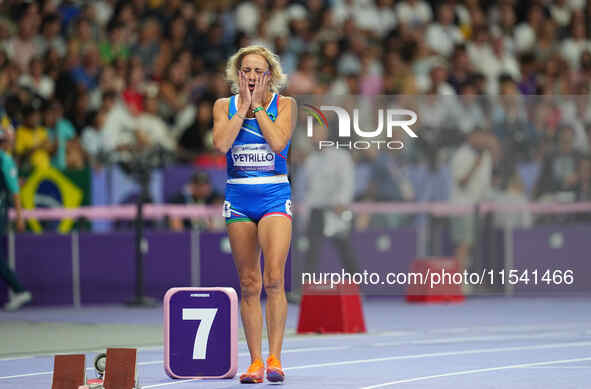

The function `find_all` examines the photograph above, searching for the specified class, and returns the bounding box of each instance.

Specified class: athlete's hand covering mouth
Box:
[238,70,252,114]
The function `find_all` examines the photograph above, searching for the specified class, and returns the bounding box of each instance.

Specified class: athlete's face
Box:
[240,54,270,93]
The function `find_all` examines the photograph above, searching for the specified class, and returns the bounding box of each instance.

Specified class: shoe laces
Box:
[246,358,264,374]
[266,355,282,369]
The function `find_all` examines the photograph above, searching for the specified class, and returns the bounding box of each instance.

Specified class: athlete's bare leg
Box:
[257,215,292,359]
[228,221,263,363]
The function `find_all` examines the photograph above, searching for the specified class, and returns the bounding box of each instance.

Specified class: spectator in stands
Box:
[355,148,414,231]
[549,0,572,29]
[427,60,455,95]
[361,0,397,39]
[490,1,516,55]
[81,109,107,168]
[0,61,20,100]
[100,90,139,162]
[492,75,537,162]
[4,14,38,71]
[534,19,559,62]
[158,59,192,124]
[0,116,29,311]
[70,17,97,55]
[573,154,591,232]
[169,171,221,231]
[535,124,583,201]
[426,2,464,58]
[514,3,545,54]
[575,155,591,202]
[177,99,214,160]
[136,95,176,153]
[98,22,130,64]
[43,100,75,171]
[447,45,473,94]
[453,80,487,135]
[300,123,359,277]
[132,18,162,69]
[15,103,52,172]
[34,13,66,57]
[382,50,416,94]
[561,19,591,70]
[396,0,433,28]
[286,52,318,95]
[65,90,92,132]
[450,130,499,272]
[467,26,495,77]
[71,45,101,91]
[558,90,590,154]
[18,56,54,99]
[483,35,520,95]
[491,169,533,230]
[235,0,265,36]
[517,52,539,95]
[329,65,361,95]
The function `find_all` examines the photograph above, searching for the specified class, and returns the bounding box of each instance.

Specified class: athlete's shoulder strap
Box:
[228,95,237,119]
[266,93,279,122]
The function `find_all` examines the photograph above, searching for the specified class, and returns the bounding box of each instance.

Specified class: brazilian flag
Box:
[21,167,90,233]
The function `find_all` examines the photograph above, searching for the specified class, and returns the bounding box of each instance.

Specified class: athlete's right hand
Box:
[238,70,251,115]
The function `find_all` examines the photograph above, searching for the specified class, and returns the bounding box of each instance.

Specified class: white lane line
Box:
[0,345,165,361]
[2,322,587,362]
[276,346,350,354]
[358,357,591,389]
[5,342,589,385]
[100,343,591,388]
[0,371,53,380]
[524,366,591,369]
[284,341,591,371]
[3,339,590,380]
[430,322,589,334]
[0,346,348,380]
[373,331,580,347]
[0,333,362,362]
[143,379,201,388]
[0,356,33,361]
[135,346,350,367]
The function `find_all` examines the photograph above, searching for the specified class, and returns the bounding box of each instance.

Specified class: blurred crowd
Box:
[0,0,590,229]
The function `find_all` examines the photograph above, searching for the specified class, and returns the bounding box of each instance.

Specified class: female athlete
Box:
[212,45,295,383]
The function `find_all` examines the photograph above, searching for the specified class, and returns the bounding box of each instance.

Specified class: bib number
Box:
[223,201,231,218]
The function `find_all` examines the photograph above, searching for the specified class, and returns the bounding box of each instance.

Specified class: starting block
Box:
[405,257,465,303]
[163,287,238,379]
[51,348,139,389]
[297,282,366,334]
[52,354,85,389]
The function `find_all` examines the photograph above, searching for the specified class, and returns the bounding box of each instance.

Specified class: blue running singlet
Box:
[223,93,292,224]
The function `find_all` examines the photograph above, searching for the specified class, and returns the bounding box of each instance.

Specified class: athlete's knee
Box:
[239,272,262,298]
[263,270,284,294]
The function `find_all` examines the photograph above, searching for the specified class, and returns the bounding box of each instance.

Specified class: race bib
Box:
[231,144,275,171]
[223,201,231,218]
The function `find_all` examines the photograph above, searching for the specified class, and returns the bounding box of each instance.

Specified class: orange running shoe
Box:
[266,355,285,383]
[240,358,264,384]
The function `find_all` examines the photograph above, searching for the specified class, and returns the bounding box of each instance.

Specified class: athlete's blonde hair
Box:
[225,45,288,94]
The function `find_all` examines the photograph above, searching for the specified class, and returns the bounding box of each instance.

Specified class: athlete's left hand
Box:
[251,71,270,108]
